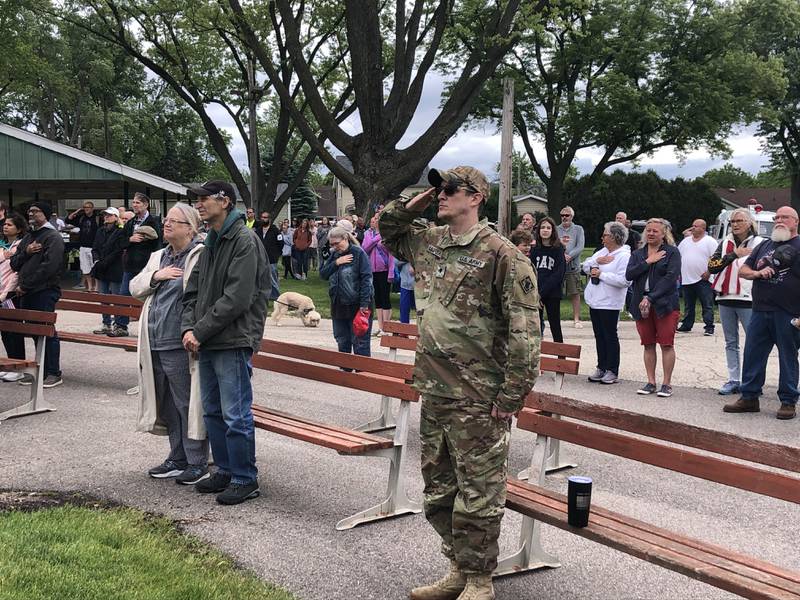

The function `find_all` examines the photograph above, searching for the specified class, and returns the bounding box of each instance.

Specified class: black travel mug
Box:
[567,476,593,528]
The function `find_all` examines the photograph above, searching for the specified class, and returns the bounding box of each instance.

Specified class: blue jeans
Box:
[18,288,61,377]
[332,316,372,357]
[268,264,280,301]
[199,348,258,484]
[117,271,135,328]
[719,304,752,382]
[679,280,715,332]
[740,310,800,406]
[97,279,123,327]
[399,288,416,324]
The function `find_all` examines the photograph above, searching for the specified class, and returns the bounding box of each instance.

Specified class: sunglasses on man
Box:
[437,180,479,197]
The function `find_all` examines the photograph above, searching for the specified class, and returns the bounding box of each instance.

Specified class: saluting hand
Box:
[405,187,437,212]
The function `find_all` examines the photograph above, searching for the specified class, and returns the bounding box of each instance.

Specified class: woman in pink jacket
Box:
[363,213,395,335]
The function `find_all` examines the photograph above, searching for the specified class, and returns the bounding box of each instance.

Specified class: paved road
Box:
[1,312,797,599]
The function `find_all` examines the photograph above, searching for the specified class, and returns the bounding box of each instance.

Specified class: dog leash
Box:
[274,298,313,315]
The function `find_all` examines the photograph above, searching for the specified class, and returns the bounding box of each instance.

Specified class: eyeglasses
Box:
[729,219,747,224]
[438,180,478,197]
[560,213,571,218]
[163,218,190,226]
[28,208,43,215]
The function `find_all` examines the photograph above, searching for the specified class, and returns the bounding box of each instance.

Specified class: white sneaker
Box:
[373,329,383,337]
[573,321,584,329]
[2,372,24,382]
[0,371,7,378]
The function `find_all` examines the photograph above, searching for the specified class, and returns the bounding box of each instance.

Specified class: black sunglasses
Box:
[438,180,478,197]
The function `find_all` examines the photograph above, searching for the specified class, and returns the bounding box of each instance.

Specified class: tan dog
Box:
[271,292,321,327]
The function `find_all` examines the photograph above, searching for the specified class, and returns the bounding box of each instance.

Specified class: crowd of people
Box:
[1,167,799,600]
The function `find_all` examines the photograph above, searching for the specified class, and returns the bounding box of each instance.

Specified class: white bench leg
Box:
[336,398,421,530]
[0,337,55,421]
[496,435,561,577]
[518,413,576,479]
[335,445,422,530]
[355,396,397,433]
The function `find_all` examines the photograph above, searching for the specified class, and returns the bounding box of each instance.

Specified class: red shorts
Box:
[635,309,680,346]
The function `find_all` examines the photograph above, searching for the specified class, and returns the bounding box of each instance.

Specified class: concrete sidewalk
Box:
[1,312,796,600]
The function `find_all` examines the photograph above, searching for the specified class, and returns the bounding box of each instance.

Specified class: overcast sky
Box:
[208,71,771,184]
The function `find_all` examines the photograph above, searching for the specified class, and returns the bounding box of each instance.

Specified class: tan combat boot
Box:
[456,574,495,600]
[409,562,466,600]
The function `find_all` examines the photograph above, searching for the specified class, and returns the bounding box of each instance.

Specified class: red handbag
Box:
[352,308,371,337]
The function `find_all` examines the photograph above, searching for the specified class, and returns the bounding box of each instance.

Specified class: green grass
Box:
[0,505,294,600]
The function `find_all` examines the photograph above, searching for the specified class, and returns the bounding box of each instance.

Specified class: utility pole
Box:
[247,54,259,212]
[498,77,514,236]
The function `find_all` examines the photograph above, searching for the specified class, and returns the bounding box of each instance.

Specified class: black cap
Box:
[187,180,237,201]
[30,201,53,217]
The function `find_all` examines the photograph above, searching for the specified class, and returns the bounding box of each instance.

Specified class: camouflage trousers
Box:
[420,393,511,575]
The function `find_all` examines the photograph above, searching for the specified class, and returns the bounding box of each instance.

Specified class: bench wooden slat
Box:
[526,392,800,474]
[518,410,800,504]
[507,479,800,599]
[381,321,419,336]
[55,300,142,318]
[0,320,56,337]
[541,340,582,358]
[539,356,579,375]
[380,335,418,351]
[60,290,142,306]
[251,406,393,455]
[259,338,414,381]
[0,358,37,370]
[0,308,57,324]
[58,331,138,351]
[252,406,392,446]
[251,353,419,402]
[510,480,800,590]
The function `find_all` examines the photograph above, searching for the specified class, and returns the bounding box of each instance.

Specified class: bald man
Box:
[677,219,718,335]
[725,206,800,420]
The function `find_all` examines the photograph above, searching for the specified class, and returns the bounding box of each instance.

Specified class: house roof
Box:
[512,193,548,203]
[0,122,188,196]
[334,155,430,187]
[713,187,790,212]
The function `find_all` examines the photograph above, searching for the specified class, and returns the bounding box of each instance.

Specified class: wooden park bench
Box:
[372,321,582,474]
[252,338,422,530]
[0,308,57,421]
[495,391,800,599]
[55,290,141,351]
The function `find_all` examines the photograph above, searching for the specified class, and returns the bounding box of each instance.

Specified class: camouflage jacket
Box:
[379,200,541,413]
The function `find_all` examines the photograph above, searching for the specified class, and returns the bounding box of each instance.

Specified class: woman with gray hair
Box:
[130,203,209,485]
[707,208,765,395]
[582,221,632,384]
[320,224,374,357]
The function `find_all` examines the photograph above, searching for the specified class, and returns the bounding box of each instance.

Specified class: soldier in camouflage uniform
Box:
[380,166,541,600]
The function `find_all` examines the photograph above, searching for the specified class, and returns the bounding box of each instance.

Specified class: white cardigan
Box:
[129,244,206,440]
[582,245,632,311]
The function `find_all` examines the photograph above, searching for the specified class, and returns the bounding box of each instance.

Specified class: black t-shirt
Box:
[745,237,800,313]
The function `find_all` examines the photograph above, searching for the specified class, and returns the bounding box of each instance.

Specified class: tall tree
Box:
[228,0,543,214]
[467,0,785,215]
[52,0,352,214]
[739,0,800,209]
[699,163,756,189]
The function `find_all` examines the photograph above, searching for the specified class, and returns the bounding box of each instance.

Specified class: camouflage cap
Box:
[428,166,490,199]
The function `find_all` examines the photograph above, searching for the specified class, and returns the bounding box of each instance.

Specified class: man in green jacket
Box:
[182,181,270,505]
[380,167,541,600]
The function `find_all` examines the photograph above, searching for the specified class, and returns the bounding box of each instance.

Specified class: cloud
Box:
[208,72,773,184]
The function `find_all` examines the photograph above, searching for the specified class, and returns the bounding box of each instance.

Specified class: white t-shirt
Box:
[678,234,718,285]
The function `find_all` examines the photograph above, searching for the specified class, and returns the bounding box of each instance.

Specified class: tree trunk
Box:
[791,168,800,213]
[546,179,565,217]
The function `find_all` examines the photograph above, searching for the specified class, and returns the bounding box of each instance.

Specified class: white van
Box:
[712,205,775,242]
